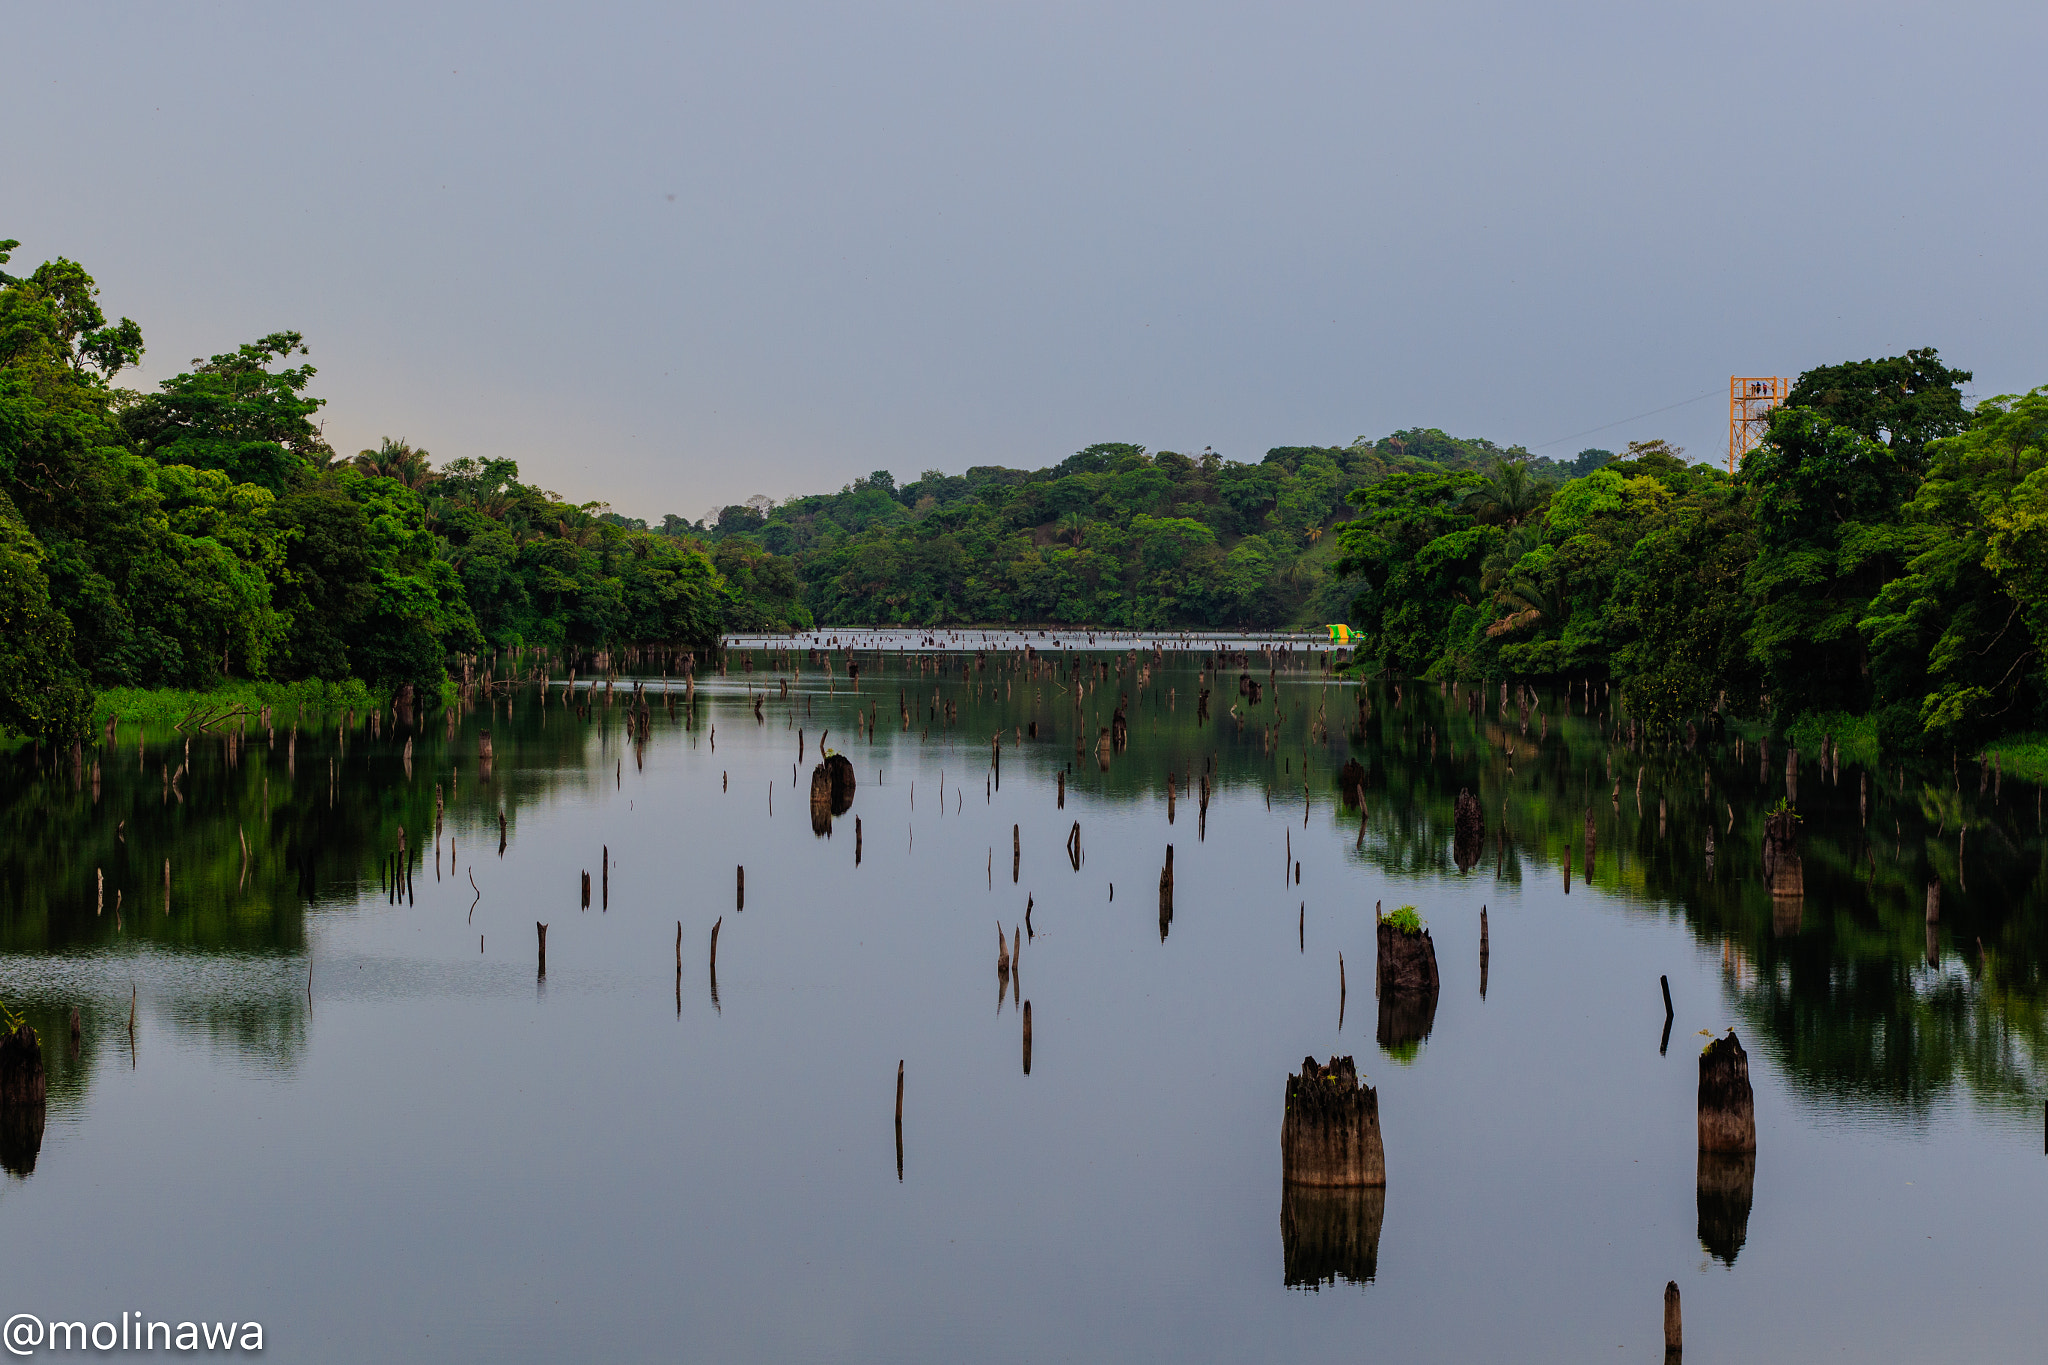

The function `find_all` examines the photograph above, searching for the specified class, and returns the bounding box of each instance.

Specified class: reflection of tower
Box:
[1728,376,1790,474]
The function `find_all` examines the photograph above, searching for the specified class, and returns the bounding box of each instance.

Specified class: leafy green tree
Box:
[121,333,332,492]
[1785,349,1973,460]
[0,491,92,741]
[1463,457,1549,529]
[1863,387,2048,743]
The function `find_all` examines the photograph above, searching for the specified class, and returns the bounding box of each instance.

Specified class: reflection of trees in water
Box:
[161,991,309,1070]
[0,693,659,957]
[5,660,2046,1119]
[1724,950,2047,1119]
[1330,679,2048,1120]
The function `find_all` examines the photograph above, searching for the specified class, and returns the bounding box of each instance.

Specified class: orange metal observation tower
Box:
[1728,376,1790,474]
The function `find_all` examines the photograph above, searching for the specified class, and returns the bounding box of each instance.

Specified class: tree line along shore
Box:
[2,238,2042,773]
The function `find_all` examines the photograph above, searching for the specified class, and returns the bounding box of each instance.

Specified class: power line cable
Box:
[1529,389,1720,451]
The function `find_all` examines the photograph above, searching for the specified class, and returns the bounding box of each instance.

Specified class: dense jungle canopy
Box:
[2,236,2044,756]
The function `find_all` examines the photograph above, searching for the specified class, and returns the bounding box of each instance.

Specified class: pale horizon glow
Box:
[4,1,2041,519]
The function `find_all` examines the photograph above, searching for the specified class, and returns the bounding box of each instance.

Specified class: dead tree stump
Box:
[1286,1055,1384,1186]
[0,1023,46,1177]
[1698,1029,1757,1152]
[1281,1055,1385,1187]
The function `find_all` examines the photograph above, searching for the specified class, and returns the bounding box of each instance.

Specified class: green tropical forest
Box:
[3,235,2045,772]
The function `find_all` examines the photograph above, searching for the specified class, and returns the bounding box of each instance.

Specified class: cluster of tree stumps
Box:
[1280,1055,1385,1287]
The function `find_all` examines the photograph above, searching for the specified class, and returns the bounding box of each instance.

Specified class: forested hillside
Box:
[5,232,2044,761]
[0,241,740,742]
[690,431,1574,628]
[1333,352,2048,755]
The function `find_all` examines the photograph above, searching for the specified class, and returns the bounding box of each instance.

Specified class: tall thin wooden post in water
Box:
[737,865,745,910]
[536,922,547,977]
[895,1060,905,1181]
[1158,845,1174,939]
[1479,907,1489,1000]
[1664,1282,1681,1361]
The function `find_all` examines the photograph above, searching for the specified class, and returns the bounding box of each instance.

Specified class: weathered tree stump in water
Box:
[1281,1055,1385,1187]
[1698,1030,1757,1152]
[1452,787,1484,870]
[0,1025,44,1109]
[0,1024,46,1176]
[1376,917,1440,1049]
[1281,1183,1385,1288]
[1375,919,1439,996]
[1696,1150,1755,1265]
[1761,808,1801,897]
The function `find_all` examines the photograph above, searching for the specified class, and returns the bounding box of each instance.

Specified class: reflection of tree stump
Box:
[809,755,857,835]
[1698,1030,1757,1152]
[1771,896,1803,937]
[1247,679,1263,705]
[1282,1183,1385,1288]
[1376,990,1438,1051]
[1282,1055,1385,1187]
[0,1024,46,1177]
[1696,1151,1755,1265]
[1111,696,1129,752]
[808,766,833,836]
[0,1025,44,1108]
[1762,808,1800,895]
[1452,788,1485,870]
[1376,920,1440,1050]
[1339,761,1366,809]
[822,755,856,813]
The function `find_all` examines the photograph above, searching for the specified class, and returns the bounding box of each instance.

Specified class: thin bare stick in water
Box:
[469,868,480,921]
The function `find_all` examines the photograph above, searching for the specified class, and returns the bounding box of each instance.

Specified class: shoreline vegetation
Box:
[3,236,2044,773]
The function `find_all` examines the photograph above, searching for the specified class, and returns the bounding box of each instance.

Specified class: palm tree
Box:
[1464,458,1547,530]
[1057,512,1087,547]
[353,437,437,490]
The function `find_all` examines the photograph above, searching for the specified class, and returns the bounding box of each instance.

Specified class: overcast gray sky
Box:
[6,1,2041,517]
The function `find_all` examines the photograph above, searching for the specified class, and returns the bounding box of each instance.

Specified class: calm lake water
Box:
[2,631,2044,1363]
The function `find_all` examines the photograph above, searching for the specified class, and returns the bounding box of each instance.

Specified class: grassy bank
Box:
[1978,733,2048,785]
[1782,711,1883,768]
[91,679,389,730]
